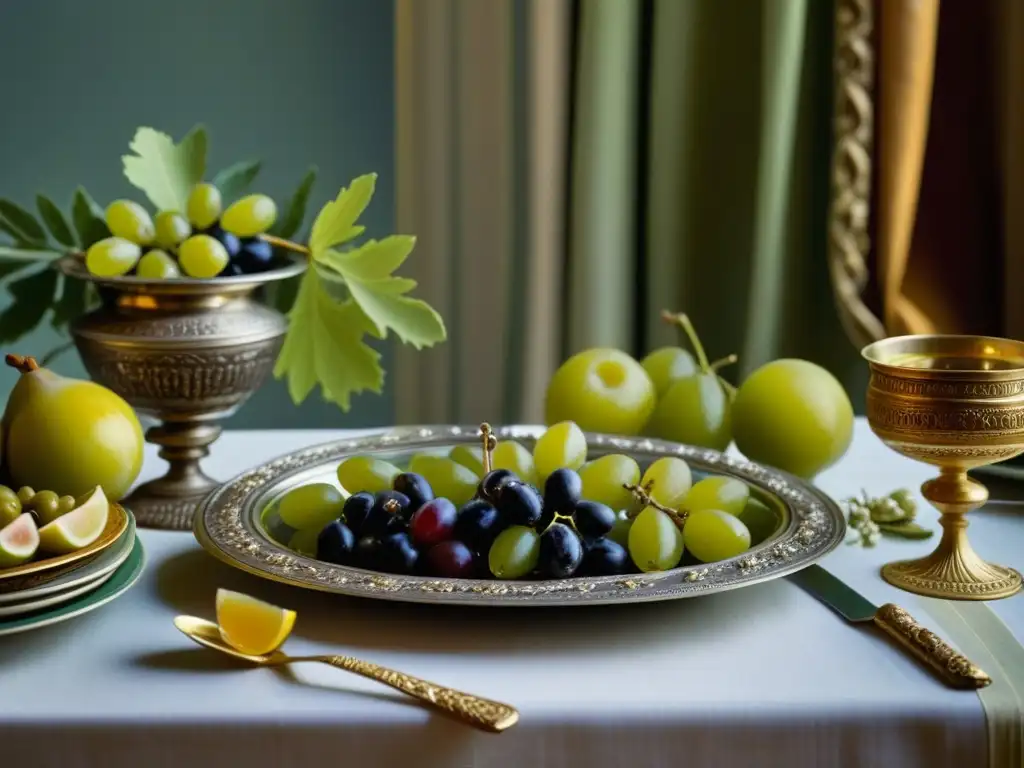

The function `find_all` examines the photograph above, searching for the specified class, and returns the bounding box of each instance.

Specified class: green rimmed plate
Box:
[0,537,145,637]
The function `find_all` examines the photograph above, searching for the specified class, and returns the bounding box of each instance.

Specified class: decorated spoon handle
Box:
[317,655,519,732]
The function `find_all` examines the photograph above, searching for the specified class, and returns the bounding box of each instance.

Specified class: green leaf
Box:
[322,236,415,282]
[51,275,88,329]
[0,260,36,282]
[0,246,63,261]
[35,195,77,247]
[273,268,384,410]
[0,200,46,245]
[878,522,933,539]
[273,166,318,240]
[0,266,59,344]
[309,174,376,253]
[122,125,207,212]
[71,187,111,248]
[344,276,446,348]
[212,160,261,203]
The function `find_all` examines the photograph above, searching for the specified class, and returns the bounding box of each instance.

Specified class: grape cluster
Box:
[277,421,773,582]
[0,484,75,529]
[85,183,280,280]
[844,489,931,546]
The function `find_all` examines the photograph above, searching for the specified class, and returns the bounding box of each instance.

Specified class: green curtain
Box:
[566,0,866,403]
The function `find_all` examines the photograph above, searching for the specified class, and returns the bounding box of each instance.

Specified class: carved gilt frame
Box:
[829,0,885,350]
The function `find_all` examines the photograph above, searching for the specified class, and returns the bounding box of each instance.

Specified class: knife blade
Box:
[788,565,991,690]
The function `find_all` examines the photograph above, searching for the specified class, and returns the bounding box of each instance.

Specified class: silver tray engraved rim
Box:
[193,425,847,607]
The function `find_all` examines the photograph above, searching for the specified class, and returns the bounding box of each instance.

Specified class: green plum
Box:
[731,359,854,479]
[545,348,656,436]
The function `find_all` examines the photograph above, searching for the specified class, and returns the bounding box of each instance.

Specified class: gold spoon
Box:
[174,615,519,733]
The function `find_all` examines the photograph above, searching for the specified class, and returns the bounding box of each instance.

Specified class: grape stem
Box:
[622,482,688,531]
[5,354,40,373]
[259,233,310,256]
[479,423,497,474]
[660,310,739,379]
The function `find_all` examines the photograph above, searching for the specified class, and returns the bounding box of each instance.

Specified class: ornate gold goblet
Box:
[863,335,1024,600]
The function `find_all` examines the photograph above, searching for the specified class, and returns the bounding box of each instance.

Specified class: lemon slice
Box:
[216,589,297,656]
[37,486,109,555]
[0,513,39,567]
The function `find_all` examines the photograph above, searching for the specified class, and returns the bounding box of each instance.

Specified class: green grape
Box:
[288,526,321,557]
[737,497,778,545]
[489,525,540,579]
[533,421,587,482]
[449,445,485,478]
[336,456,401,494]
[683,508,751,563]
[27,490,61,526]
[0,486,21,528]
[278,482,345,530]
[408,455,478,506]
[684,476,749,516]
[57,495,76,515]
[137,250,181,279]
[639,457,693,509]
[649,373,732,451]
[641,347,698,397]
[154,211,191,248]
[578,454,640,510]
[221,194,278,237]
[187,183,222,229]
[731,359,854,479]
[491,441,537,486]
[16,487,34,505]
[628,506,684,572]
[85,237,142,277]
[105,200,155,245]
[179,235,229,278]
[545,348,656,436]
[607,509,633,547]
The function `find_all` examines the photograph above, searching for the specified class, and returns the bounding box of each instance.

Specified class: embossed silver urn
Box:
[57,256,306,530]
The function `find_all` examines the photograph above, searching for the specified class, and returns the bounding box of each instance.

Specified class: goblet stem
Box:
[880,469,1022,600]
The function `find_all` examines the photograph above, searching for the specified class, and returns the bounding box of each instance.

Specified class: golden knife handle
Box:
[872,603,991,690]
[319,655,519,732]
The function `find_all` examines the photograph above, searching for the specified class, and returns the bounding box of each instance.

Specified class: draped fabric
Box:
[835,0,1024,346]
[394,0,860,425]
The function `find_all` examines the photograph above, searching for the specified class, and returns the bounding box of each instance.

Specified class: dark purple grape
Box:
[378,532,419,574]
[497,482,543,526]
[573,500,616,539]
[363,491,411,537]
[453,499,504,551]
[478,469,518,502]
[393,472,434,513]
[341,492,374,535]
[236,237,274,273]
[536,507,556,533]
[425,540,475,578]
[537,522,583,578]
[317,520,355,565]
[544,468,582,515]
[409,498,457,548]
[219,262,245,277]
[580,538,629,576]
[354,536,382,568]
[208,224,241,259]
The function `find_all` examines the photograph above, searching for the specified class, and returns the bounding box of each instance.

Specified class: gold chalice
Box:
[862,334,1024,600]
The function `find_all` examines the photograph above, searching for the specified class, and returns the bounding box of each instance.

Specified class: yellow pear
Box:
[3,354,144,501]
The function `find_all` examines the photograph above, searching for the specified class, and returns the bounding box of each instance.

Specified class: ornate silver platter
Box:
[193,425,846,606]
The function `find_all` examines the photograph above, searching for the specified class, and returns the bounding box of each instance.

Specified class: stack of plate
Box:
[0,504,145,637]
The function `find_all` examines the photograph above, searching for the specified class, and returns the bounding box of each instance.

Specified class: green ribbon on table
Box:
[917,598,1024,768]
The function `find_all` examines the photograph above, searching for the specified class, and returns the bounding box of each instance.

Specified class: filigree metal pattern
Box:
[193,426,846,607]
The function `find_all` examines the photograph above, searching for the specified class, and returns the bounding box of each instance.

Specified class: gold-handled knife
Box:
[788,565,991,690]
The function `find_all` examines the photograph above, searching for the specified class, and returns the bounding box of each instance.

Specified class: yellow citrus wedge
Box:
[216,589,296,656]
[37,486,109,555]
[0,513,39,567]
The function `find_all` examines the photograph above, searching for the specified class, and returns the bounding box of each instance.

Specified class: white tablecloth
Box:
[1,420,1021,768]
